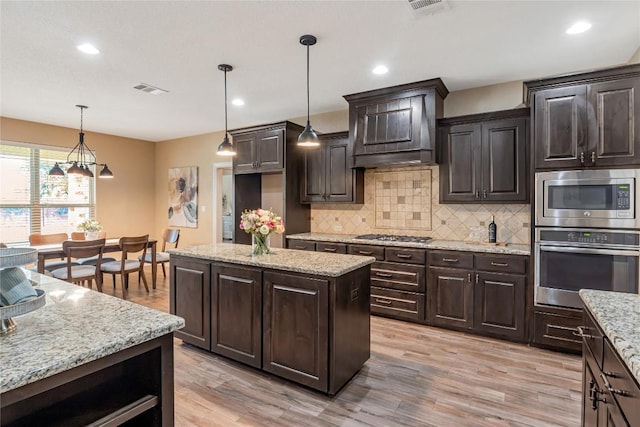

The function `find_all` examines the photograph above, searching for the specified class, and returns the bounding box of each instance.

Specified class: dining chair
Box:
[28,232,73,272]
[100,235,149,299]
[72,231,116,266]
[50,239,106,291]
[139,228,179,278]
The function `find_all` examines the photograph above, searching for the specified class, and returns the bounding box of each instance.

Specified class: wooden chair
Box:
[100,235,149,299]
[71,231,116,265]
[28,232,73,272]
[50,239,106,291]
[139,228,180,278]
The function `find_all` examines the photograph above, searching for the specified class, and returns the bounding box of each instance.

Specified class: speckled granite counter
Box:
[168,242,376,277]
[0,271,184,394]
[580,290,640,385]
[286,232,530,256]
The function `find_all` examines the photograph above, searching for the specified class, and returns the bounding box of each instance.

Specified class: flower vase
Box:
[251,233,271,256]
[85,231,100,240]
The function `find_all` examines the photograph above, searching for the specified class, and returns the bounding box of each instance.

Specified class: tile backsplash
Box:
[310,165,531,244]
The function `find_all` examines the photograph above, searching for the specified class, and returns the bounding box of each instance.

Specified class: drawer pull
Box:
[358,251,373,255]
[490,262,508,267]
[442,258,458,263]
[294,245,307,250]
[600,373,629,396]
[323,248,337,252]
[374,299,392,305]
[375,272,393,278]
[396,253,412,259]
[573,326,593,339]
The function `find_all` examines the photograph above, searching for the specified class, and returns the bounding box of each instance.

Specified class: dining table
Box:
[32,238,159,289]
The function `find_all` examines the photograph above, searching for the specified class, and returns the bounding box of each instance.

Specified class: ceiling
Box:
[1,0,639,142]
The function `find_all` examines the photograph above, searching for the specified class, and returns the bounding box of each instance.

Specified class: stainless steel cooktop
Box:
[355,234,432,244]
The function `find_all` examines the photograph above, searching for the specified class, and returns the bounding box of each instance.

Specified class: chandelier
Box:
[48,105,114,178]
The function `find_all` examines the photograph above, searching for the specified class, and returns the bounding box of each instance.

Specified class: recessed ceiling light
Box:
[232,98,245,106]
[77,43,100,55]
[566,21,592,35]
[372,65,389,75]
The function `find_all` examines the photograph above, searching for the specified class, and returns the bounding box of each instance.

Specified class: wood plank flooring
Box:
[117,267,583,427]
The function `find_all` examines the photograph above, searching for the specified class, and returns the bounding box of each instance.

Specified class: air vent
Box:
[408,0,449,14]
[133,83,169,95]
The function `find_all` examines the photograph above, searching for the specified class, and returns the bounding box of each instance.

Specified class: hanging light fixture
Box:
[216,64,236,156]
[48,105,114,179]
[298,34,320,147]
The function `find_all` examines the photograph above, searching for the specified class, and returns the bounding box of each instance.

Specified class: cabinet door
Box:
[587,77,640,167]
[170,257,211,350]
[233,133,257,173]
[211,264,262,368]
[255,129,284,172]
[300,144,324,203]
[325,137,353,202]
[427,267,473,329]
[582,360,600,427]
[534,85,588,169]
[263,271,329,392]
[439,123,482,202]
[482,118,528,202]
[473,272,525,341]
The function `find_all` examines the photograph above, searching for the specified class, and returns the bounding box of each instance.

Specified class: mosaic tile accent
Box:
[310,165,531,244]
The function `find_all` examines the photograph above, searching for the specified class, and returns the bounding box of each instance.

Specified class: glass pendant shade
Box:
[298,122,320,147]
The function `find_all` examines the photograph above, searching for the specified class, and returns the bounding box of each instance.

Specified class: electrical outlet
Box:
[201,206,206,213]
[333,224,343,232]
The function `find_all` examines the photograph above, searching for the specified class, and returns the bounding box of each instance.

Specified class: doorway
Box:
[213,162,233,243]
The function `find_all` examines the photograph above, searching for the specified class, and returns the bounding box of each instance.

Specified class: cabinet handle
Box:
[294,245,308,250]
[483,189,487,199]
[442,257,458,263]
[600,372,629,396]
[323,247,337,252]
[580,151,585,165]
[375,272,393,278]
[475,273,479,284]
[490,262,508,267]
[467,273,471,283]
[396,253,412,259]
[475,191,481,199]
[572,326,593,339]
[374,298,392,305]
[358,250,373,255]
[591,151,596,164]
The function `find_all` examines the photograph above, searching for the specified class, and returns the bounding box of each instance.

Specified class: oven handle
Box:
[538,244,640,257]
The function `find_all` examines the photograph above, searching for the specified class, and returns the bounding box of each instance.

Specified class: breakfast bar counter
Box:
[0,271,184,426]
[169,243,374,395]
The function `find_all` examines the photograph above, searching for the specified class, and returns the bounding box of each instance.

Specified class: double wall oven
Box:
[534,169,640,309]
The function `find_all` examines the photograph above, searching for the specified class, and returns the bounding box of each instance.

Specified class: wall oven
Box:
[534,228,640,309]
[535,169,640,229]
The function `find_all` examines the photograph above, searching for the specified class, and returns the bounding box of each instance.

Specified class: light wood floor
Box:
[114,267,583,427]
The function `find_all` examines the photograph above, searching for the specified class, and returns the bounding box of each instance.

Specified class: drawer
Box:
[348,244,385,261]
[370,287,425,323]
[603,338,640,422]
[429,251,473,270]
[371,261,425,293]
[532,311,582,353]
[316,242,347,254]
[385,247,426,265]
[474,254,527,275]
[288,240,316,251]
[580,309,604,369]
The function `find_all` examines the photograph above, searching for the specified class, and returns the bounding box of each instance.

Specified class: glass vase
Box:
[85,231,100,240]
[251,233,271,256]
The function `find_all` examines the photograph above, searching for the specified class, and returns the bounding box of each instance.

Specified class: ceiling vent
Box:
[408,0,449,14]
[133,83,169,95]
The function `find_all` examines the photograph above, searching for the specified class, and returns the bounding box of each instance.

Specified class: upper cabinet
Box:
[438,108,529,203]
[301,132,364,204]
[231,125,286,174]
[525,64,640,170]
[343,78,449,168]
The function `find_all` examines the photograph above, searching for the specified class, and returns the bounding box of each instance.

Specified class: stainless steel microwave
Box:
[535,169,640,229]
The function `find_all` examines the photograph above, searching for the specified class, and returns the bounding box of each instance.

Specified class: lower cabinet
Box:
[427,250,528,341]
[532,309,583,353]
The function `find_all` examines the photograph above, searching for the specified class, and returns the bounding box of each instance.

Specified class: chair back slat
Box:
[161,228,180,251]
[29,233,68,245]
[120,235,149,262]
[63,239,106,260]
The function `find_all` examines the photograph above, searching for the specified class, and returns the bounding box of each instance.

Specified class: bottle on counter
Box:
[488,215,497,243]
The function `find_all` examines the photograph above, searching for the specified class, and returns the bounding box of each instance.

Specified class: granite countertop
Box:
[168,243,376,277]
[286,232,531,256]
[0,271,184,394]
[580,289,640,385]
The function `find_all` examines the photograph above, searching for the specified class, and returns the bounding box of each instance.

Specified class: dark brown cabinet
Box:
[427,250,527,341]
[344,78,449,167]
[438,109,529,203]
[526,64,640,169]
[301,131,364,204]
[232,127,284,174]
[170,256,211,349]
[211,264,262,368]
[532,308,583,353]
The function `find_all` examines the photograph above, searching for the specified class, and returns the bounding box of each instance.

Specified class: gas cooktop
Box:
[355,234,432,244]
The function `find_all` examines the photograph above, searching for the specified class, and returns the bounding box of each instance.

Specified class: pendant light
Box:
[216,64,236,156]
[48,105,114,179]
[298,34,320,147]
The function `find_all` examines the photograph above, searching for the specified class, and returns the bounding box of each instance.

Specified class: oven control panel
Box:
[566,231,609,244]
[539,229,640,246]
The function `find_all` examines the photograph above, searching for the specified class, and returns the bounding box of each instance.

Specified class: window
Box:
[0,141,96,244]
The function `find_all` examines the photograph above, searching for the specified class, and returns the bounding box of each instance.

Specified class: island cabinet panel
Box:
[263,271,329,392]
[211,264,263,368]
[170,256,211,350]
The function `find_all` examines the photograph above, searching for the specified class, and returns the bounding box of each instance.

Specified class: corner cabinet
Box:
[344,78,449,168]
[525,64,640,169]
[438,108,529,203]
[301,131,364,204]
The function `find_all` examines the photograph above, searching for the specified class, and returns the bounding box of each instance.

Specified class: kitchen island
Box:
[0,271,184,427]
[168,243,375,395]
